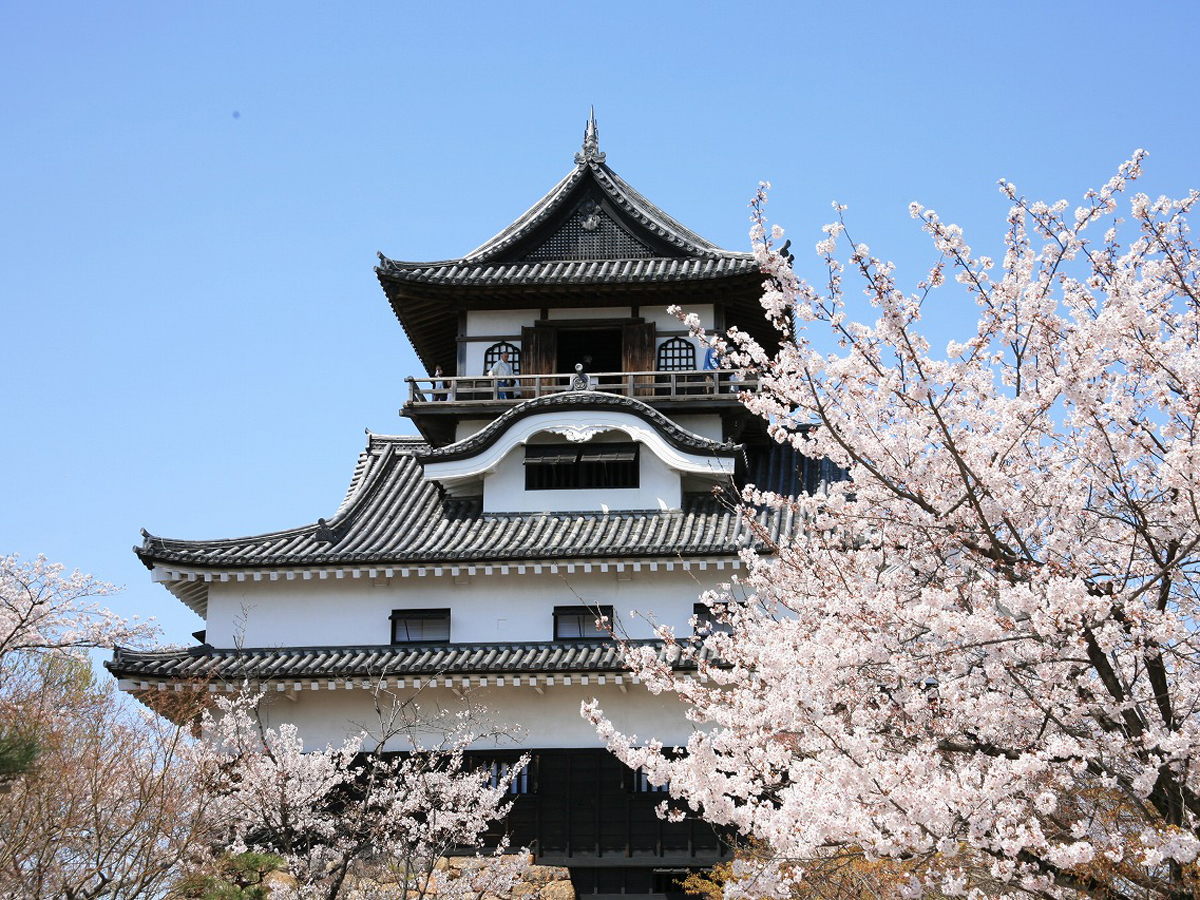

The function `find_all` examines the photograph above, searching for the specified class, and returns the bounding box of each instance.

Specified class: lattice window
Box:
[523,205,655,261]
[693,601,735,637]
[631,768,670,794]
[483,341,521,376]
[657,337,696,371]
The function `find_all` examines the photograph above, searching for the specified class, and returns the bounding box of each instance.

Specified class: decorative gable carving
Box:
[546,424,611,443]
[522,199,654,261]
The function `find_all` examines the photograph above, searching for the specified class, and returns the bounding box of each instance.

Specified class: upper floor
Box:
[376,114,771,448]
[403,302,760,443]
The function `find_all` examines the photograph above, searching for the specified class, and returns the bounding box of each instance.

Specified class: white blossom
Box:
[589,155,1200,898]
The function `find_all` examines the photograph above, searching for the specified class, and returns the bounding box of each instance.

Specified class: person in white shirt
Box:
[489,351,515,399]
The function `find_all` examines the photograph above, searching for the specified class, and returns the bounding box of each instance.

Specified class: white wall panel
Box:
[205,567,721,648]
[251,683,695,750]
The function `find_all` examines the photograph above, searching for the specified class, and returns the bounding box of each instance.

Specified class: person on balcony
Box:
[703,344,719,393]
[489,351,516,399]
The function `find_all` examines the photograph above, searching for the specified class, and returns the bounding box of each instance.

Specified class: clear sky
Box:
[2,1,1198,648]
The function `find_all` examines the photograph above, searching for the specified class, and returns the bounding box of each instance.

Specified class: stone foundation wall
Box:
[446,856,574,900]
[263,854,575,899]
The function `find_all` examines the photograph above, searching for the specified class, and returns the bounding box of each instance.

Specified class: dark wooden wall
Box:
[467,748,732,897]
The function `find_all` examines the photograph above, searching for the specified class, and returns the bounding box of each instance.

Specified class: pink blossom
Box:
[590,155,1200,897]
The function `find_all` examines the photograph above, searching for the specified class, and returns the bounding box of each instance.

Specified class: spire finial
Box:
[574,106,605,165]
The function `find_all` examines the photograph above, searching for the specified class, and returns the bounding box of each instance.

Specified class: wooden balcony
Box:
[404,369,757,408]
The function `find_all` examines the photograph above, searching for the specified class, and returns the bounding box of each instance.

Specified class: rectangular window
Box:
[693,602,733,636]
[390,608,451,643]
[486,760,533,795]
[631,768,670,794]
[524,443,639,491]
[553,605,614,640]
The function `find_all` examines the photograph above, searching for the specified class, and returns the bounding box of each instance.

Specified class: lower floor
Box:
[467,748,731,898]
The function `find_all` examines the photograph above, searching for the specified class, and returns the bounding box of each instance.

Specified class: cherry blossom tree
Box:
[0,555,529,897]
[587,153,1200,898]
[0,553,155,661]
[0,554,210,898]
[0,655,214,898]
[193,687,532,900]
[0,553,159,782]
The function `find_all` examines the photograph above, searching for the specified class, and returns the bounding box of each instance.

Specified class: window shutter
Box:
[622,322,656,395]
[522,326,558,376]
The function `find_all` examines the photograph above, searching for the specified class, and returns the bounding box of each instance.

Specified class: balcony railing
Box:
[405,369,757,405]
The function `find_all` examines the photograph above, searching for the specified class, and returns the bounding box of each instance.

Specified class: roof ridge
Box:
[137,439,417,560]
[381,155,749,270]
[377,255,757,281]
[140,637,661,655]
[462,167,583,262]
[476,508,687,520]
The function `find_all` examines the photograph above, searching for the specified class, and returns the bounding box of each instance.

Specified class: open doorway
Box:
[556,328,622,375]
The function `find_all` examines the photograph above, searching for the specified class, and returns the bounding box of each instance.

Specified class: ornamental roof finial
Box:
[574,106,605,165]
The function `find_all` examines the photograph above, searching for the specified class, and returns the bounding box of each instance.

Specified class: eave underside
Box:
[378,273,773,375]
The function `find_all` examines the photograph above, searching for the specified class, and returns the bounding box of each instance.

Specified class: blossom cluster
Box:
[589,156,1200,898]
[193,691,528,899]
[0,553,156,660]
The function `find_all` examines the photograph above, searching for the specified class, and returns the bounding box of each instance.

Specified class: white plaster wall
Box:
[466,309,538,336]
[460,306,715,376]
[463,344,496,378]
[463,310,534,376]
[425,411,733,502]
[204,567,721,649]
[645,304,712,333]
[483,439,680,514]
[252,682,694,750]
[455,412,722,446]
[671,415,724,442]
[467,306,706,331]
[455,418,494,442]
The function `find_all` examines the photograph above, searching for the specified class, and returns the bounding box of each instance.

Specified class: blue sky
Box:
[2,1,1198,647]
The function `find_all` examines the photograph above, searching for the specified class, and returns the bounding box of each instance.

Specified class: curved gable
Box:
[419,393,738,464]
[420,394,739,512]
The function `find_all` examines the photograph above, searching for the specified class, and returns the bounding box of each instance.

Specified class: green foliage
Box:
[0,728,39,781]
[0,653,98,784]
[174,852,285,900]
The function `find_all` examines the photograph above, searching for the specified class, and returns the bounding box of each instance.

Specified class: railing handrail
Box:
[405,369,757,405]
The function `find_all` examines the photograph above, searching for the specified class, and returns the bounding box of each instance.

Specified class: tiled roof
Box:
[107,639,702,682]
[417,393,740,463]
[464,157,746,264]
[376,155,755,287]
[137,432,791,573]
[376,254,758,287]
[375,146,767,373]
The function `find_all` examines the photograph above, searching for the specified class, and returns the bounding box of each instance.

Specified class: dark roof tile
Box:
[377,255,757,288]
[139,428,772,573]
[107,639,705,681]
